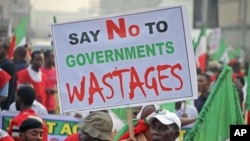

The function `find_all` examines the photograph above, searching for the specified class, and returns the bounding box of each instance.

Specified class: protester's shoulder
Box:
[8,102,16,111]
[0,58,14,66]
[9,115,21,125]
[187,104,198,110]
[40,66,48,71]
[17,69,29,79]
[64,133,79,141]
[0,129,14,141]
[33,101,48,115]
[33,100,45,107]
[17,68,28,74]
[0,59,15,73]
[17,111,40,122]
[1,136,14,141]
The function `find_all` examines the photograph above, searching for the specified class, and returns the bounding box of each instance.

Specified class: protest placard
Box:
[51,6,197,113]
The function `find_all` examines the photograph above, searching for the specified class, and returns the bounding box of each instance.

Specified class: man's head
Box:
[31,51,44,70]
[0,42,9,60]
[13,46,27,63]
[15,84,36,110]
[149,110,181,141]
[78,111,113,141]
[197,73,211,94]
[43,50,55,66]
[232,61,241,73]
[207,61,222,78]
[20,117,43,141]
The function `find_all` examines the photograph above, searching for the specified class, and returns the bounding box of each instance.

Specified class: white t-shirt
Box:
[8,100,48,115]
[175,102,198,128]
[0,129,9,138]
[0,83,9,97]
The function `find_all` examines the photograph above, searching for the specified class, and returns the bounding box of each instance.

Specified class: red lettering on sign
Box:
[65,63,184,105]
[102,73,114,99]
[144,66,159,96]
[66,76,85,104]
[106,18,126,40]
[171,63,183,90]
[89,72,105,105]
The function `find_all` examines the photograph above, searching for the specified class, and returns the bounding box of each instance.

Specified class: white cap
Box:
[149,109,181,130]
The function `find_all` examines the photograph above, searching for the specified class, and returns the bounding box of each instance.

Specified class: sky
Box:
[30,0,90,13]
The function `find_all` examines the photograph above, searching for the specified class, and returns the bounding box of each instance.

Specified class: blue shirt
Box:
[194,93,209,113]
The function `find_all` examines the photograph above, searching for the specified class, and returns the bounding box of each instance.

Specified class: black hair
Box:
[199,73,211,82]
[31,50,42,61]
[17,85,36,107]
[20,118,43,132]
[14,46,27,59]
[232,62,241,72]
[196,68,202,75]
[43,49,53,58]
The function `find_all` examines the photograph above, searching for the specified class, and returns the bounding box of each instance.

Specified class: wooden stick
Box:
[126,107,135,139]
[183,101,187,114]
[245,110,248,124]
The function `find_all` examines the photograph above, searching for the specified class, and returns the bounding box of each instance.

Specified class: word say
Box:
[69,30,100,45]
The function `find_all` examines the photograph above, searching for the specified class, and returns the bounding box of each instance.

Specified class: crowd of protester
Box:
[0,36,250,141]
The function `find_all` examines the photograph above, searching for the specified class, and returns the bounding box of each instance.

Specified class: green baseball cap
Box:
[79,111,113,140]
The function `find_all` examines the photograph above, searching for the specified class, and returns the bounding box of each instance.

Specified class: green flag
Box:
[228,45,243,61]
[8,16,28,58]
[14,16,28,47]
[185,65,244,141]
[112,107,132,123]
[160,102,175,112]
[210,39,228,63]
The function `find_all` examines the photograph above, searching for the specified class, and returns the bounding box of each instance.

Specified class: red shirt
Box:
[0,129,14,141]
[232,72,245,80]
[8,109,48,141]
[0,136,14,141]
[0,69,11,89]
[64,133,80,141]
[41,66,57,111]
[17,69,47,106]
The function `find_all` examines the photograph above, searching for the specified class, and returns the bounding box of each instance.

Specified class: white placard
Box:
[51,6,197,112]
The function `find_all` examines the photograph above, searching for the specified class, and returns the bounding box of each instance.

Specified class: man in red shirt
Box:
[8,84,48,141]
[41,50,57,114]
[17,51,47,107]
